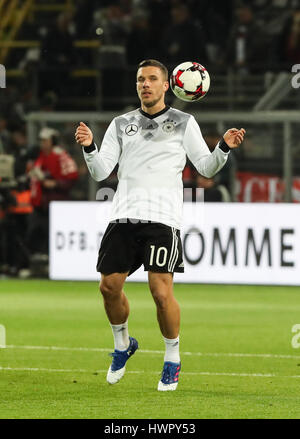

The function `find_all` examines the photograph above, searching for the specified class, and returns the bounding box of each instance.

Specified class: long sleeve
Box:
[183,116,229,178]
[82,119,121,181]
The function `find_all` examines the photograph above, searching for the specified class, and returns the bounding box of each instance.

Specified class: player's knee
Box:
[149,275,172,307]
[150,288,170,310]
[99,278,122,299]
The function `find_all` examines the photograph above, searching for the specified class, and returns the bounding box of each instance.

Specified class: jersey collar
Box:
[139,105,170,119]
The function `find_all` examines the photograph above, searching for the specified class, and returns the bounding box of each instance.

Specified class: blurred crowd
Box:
[3,0,300,111]
[43,0,300,71]
[0,124,79,277]
[1,0,300,277]
[7,0,300,103]
[36,0,300,72]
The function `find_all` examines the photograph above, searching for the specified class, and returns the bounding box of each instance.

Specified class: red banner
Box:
[236,172,300,203]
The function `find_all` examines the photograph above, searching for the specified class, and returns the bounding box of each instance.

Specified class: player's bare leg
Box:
[148,272,180,338]
[100,272,129,324]
[100,272,138,384]
[148,272,181,391]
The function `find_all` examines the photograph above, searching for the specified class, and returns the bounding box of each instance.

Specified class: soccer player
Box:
[75,59,245,391]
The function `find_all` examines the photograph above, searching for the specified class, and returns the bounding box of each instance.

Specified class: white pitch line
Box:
[5,345,300,360]
[0,366,300,379]
[0,366,140,374]
[6,345,111,353]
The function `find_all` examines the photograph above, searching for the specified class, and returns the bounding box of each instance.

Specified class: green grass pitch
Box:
[1,279,300,419]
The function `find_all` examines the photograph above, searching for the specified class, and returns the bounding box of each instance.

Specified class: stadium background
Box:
[1,0,300,420]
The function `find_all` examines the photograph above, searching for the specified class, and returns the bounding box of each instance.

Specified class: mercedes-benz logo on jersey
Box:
[125,124,138,136]
[162,119,176,133]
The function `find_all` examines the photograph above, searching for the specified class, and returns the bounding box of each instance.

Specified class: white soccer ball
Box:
[170,61,210,102]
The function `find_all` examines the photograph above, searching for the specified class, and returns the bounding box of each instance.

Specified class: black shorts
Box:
[96,219,184,276]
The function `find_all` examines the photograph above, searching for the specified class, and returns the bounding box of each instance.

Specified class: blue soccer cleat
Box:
[106,336,138,384]
[158,361,181,391]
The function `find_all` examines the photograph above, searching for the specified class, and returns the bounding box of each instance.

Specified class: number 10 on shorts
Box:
[149,245,168,267]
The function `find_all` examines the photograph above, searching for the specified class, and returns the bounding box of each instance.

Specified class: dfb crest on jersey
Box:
[162,119,176,134]
[125,124,138,136]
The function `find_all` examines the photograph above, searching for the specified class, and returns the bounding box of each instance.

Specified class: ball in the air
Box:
[170,61,210,102]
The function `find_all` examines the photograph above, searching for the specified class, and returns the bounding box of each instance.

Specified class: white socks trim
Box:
[110,320,130,351]
[163,336,180,363]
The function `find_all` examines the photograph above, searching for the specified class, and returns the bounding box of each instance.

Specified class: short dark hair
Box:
[137,59,168,80]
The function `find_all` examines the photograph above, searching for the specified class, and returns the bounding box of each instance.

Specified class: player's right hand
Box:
[75,122,93,147]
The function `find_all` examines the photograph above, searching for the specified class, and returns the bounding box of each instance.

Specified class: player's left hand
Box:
[223,128,246,149]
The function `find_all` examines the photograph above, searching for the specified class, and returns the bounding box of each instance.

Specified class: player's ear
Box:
[164,81,169,92]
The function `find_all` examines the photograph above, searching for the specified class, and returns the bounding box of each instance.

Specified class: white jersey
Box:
[83,106,229,229]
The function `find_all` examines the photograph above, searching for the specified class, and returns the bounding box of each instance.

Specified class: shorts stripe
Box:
[172,243,179,272]
[168,227,176,272]
[168,227,178,272]
[171,231,179,272]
